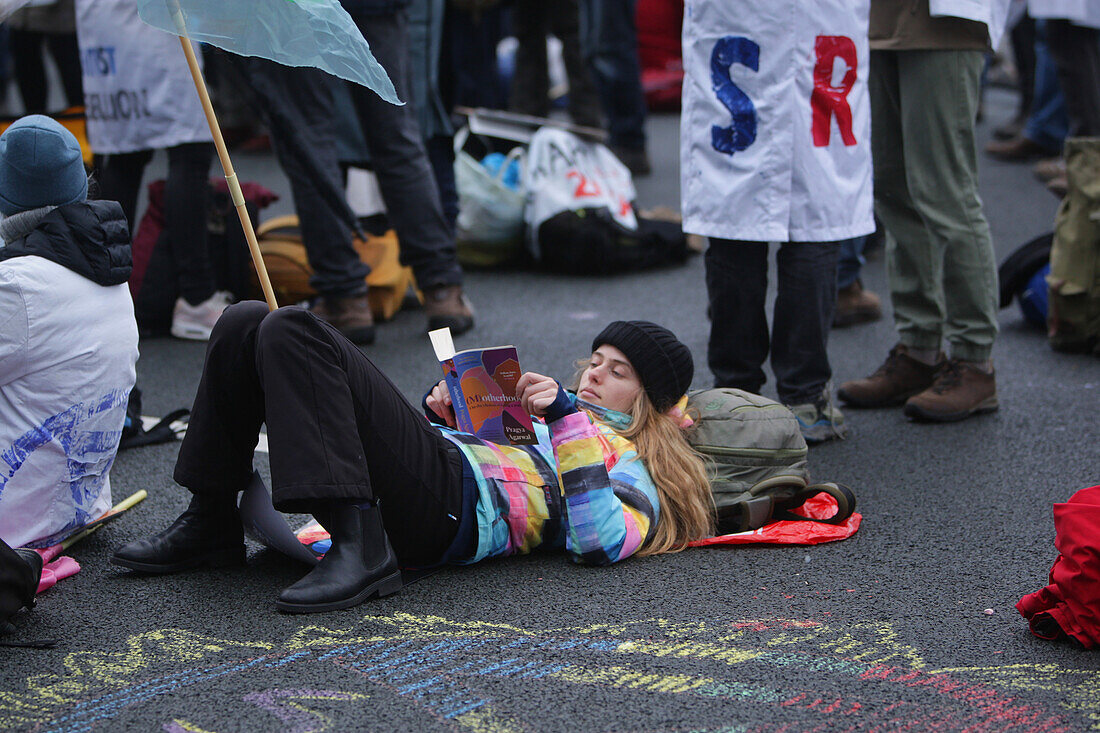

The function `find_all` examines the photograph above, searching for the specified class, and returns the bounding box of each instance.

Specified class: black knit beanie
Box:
[592,321,693,411]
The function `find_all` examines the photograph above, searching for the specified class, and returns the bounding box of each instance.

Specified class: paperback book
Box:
[429,328,538,445]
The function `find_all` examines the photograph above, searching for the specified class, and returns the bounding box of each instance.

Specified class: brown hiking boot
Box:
[985,135,1053,162]
[903,360,998,422]
[1033,157,1066,183]
[423,284,475,335]
[833,279,882,328]
[837,344,943,408]
[310,292,376,345]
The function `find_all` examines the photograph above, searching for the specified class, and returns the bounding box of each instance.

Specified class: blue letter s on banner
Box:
[710,36,759,155]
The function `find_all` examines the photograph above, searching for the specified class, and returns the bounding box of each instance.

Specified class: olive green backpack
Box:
[1047,138,1100,355]
[686,388,856,535]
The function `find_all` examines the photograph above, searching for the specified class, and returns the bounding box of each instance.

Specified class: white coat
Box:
[0,257,138,549]
[1027,0,1100,28]
[680,0,874,243]
[75,0,213,154]
[929,0,1013,48]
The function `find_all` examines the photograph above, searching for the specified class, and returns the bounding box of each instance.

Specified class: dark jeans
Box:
[1024,22,1069,152]
[1045,20,1100,138]
[173,302,465,567]
[344,9,463,290]
[9,29,82,112]
[94,142,216,305]
[226,56,370,298]
[580,0,647,151]
[837,235,867,290]
[511,0,601,127]
[447,5,509,111]
[1009,13,1036,122]
[705,239,840,405]
[426,135,459,233]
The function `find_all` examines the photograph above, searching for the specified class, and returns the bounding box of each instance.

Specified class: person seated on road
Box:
[0,115,139,550]
[113,309,715,613]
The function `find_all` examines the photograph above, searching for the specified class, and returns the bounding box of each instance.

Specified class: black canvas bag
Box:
[0,538,42,637]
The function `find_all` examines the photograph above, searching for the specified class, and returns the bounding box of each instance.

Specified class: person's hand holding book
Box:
[426,379,457,428]
[517,372,560,418]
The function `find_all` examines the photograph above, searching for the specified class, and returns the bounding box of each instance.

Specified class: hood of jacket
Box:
[0,200,132,286]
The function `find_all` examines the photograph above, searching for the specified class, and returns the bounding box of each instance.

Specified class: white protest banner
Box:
[524,127,638,257]
[680,0,874,243]
[75,0,212,154]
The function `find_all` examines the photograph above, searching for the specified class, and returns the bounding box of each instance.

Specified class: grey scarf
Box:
[0,206,57,246]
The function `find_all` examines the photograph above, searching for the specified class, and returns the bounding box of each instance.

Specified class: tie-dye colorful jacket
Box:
[436,392,660,566]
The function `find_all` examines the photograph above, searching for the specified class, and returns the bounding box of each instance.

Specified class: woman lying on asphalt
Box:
[112,303,715,613]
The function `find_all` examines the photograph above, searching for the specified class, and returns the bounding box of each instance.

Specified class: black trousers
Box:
[9,29,82,113]
[218,54,371,298]
[343,10,463,290]
[1045,20,1100,138]
[173,302,464,567]
[94,142,216,306]
[705,239,840,405]
[510,0,601,127]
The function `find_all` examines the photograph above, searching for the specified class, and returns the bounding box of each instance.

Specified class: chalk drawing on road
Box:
[163,720,218,733]
[2,614,1095,732]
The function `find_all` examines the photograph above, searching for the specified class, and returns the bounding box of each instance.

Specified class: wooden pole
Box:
[175,34,278,311]
[60,490,148,551]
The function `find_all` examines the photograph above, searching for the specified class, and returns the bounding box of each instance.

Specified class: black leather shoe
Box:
[276,500,402,613]
[111,494,245,573]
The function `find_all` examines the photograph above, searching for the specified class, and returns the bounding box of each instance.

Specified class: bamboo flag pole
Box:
[171,18,279,311]
[59,490,149,551]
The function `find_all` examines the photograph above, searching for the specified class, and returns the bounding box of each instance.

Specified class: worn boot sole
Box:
[902,396,1000,423]
[274,570,403,614]
[111,546,246,574]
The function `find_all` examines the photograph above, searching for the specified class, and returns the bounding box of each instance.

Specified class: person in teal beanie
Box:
[0,115,138,551]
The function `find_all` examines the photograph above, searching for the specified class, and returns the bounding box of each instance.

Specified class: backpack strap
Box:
[118,409,190,451]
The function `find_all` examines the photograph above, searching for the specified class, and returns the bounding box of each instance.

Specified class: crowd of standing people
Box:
[1,0,1097,621]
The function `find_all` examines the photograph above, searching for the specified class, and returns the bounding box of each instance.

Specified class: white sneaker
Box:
[171,291,233,341]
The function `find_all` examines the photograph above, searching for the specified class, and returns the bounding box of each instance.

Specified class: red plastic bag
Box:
[1017,484,1100,648]
[637,0,684,110]
[689,493,861,547]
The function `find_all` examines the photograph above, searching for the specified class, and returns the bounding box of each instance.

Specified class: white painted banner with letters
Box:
[75,0,212,154]
[680,0,874,243]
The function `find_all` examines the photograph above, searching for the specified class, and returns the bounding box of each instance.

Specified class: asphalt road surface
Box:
[2,88,1099,733]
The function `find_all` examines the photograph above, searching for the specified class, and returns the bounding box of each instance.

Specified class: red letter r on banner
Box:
[811,35,857,147]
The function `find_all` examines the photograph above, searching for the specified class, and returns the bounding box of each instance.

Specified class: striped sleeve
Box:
[548,411,659,565]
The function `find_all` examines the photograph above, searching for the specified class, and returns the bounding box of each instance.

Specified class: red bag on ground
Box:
[1017,484,1100,648]
[689,494,861,547]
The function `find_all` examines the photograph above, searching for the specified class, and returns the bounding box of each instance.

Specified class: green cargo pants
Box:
[870,49,999,362]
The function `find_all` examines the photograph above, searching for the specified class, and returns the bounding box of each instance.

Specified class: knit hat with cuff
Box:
[592,320,693,411]
[0,115,88,217]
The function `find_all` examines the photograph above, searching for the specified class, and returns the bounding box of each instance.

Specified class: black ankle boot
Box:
[275,499,401,613]
[111,493,245,573]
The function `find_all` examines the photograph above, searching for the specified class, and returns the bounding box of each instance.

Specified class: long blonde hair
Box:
[573,362,715,555]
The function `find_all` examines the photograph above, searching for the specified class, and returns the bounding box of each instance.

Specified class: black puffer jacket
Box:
[340,0,410,17]
[0,201,131,286]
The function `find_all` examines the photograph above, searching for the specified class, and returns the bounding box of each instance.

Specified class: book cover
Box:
[429,329,539,445]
